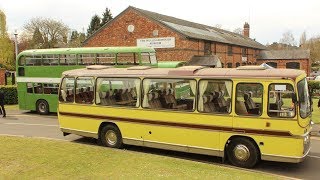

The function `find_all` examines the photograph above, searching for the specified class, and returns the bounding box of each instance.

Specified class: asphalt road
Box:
[1,110,320,179]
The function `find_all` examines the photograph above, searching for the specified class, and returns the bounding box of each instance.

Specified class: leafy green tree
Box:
[100,8,113,27]
[87,15,101,36]
[30,27,44,48]
[0,10,15,70]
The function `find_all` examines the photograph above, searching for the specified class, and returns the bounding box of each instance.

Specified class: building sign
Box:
[137,37,175,48]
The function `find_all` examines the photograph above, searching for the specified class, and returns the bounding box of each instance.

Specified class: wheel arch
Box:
[98,121,120,139]
[36,99,50,114]
[224,135,261,160]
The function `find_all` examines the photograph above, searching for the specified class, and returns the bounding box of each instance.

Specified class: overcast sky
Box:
[1,0,319,45]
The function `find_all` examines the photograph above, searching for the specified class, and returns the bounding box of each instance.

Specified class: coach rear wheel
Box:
[100,125,123,148]
[227,138,260,168]
[36,100,49,115]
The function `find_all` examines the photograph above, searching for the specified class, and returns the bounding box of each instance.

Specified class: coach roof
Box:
[62,65,305,80]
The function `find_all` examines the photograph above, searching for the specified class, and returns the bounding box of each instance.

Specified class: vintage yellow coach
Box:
[58,65,311,168]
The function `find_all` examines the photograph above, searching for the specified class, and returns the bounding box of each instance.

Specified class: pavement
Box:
[312,123,320,137]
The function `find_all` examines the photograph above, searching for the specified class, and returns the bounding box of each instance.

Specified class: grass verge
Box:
[0,136,276,179]
[312,98,320,123]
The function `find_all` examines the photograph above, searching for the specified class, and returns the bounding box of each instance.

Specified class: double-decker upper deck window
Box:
[142,78,196,111]
[78,54,96,65]
[59,77,75,103]
[96,53,116,65]
[43,54,59,65]
[149,52,157,65]
[268,84,295,118]
[18,56,26,66]
[236,83,263,116]
[117,53,136,65]
[26,55,42,66]
[198,80,232,114]
[141,53,151,64]
[60,54,76,65]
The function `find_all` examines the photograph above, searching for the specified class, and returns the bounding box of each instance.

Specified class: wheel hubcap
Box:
[106,130,117,146]
[234,144,250,161]
[39,102,46,113]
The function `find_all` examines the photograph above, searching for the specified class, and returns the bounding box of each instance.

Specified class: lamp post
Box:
[13,30,18,58]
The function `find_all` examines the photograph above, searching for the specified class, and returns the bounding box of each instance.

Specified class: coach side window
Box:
[235,83,263,116]
[96,78,140,107]
[268,84,295,118]
[142,78,196,111]
[75,77,94,104]
[59,77,75,103]
[198,80,232,114]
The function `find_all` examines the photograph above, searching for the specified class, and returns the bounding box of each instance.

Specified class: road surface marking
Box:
[4,122,58,127]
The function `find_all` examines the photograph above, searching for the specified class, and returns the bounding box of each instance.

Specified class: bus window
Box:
[18,56,26,66]
[142,78,195,111]
[236,83,263,116]
[43,83,59,94]
[27,83,33,93]
[268,84,295,118]
[33,83,43,94]
[75,77,94,104]
[43,54,59,65]
[59,77,75,103]
[26,55,42,66]
[96,78,140,107]
[149,52,157,65]
[117,53,136,65]
[141,53,150,64]
[60,54,76,65]
[198,80,232,114]
[78,54,96,65]
[96,53,115,65]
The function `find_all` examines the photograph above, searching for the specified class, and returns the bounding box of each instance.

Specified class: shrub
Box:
[308,80,320,97]
[0,85,18,105]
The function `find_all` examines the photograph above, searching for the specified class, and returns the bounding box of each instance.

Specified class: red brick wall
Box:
[0,68,6,85]
[257,59,310,76]
[84,8,259,65]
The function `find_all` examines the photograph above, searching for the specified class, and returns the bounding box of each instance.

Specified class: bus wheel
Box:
[227,138,259,168]
[36,100,49,115]
[100,125,123,148]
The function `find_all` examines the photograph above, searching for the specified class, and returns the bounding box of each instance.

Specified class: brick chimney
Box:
[243,22,250,37]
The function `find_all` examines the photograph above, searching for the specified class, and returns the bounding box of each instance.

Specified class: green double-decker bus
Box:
[16,46,164,114]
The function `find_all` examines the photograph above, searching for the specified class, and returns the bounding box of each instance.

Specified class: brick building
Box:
[83,6,266,68]
[83,6,310,75]
[257,50,311,75]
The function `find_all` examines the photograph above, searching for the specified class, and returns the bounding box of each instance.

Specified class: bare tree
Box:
[299,31,307,47]
[24,17,69,48]
[279,31,296,47]
[233,28,243,35]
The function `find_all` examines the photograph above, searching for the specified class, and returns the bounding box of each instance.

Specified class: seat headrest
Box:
[203,96,208,103]
[248,91,253,97]
[244,93,249,101]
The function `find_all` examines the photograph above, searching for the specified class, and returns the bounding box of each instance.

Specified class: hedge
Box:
[308,80,320,97]
[0,85,18,105]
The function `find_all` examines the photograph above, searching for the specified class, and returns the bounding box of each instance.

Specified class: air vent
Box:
[168,66,207,76]
[236,66,267,70]
[86,65,112,70]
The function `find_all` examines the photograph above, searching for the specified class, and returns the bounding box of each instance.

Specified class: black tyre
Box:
[100,125,123,148]
[227,138,260,168]
[36,100,49,115]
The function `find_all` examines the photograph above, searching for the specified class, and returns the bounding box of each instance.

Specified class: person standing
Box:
[0,90,6,117]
